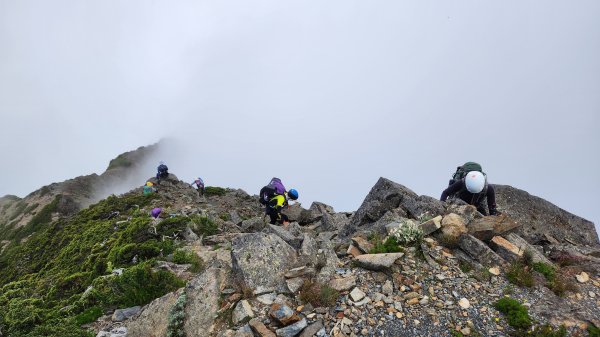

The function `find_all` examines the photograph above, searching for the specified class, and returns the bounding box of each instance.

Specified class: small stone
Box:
[589,292,596,298]
[461,327,471,335]
[233,300,255,325]
[329,276,357,292]
[458,298,470,309]
[419,297,429,305]
[576,272,590,283]
[488,266,500,276]
[406,298,419,305]
[403,292,420,300]
[256,293,277,305]
[382,280,393,295]
[395,312,403,319]
[350,288,366,302]
[249,318,276,337]
[436,274,446,281]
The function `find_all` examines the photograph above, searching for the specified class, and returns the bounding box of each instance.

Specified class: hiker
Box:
[156,161,169,183]
[143,181,156,195]
[440,162,499,216]
[259,177,299,225]
[191,177,205,196]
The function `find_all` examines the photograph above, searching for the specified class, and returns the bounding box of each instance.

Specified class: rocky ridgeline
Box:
[0,143,160,247]
[92,177,600,337]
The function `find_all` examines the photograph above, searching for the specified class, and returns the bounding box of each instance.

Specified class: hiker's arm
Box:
[441,181,462,201]
[486,185,498,215]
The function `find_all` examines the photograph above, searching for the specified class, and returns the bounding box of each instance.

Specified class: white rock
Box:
[256,293,277,305]
[458,298,470,309]
[576,272,589,283]
[488,266,500,276]
[350,287,366,302]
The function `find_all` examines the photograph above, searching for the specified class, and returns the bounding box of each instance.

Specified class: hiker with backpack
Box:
[143,181,156,195]
[259,177,299,225]
[156,161,169,184]
[191,177,205,196]
[440,162,499,216]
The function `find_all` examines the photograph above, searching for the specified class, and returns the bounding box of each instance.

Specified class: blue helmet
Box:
[288,189,299,200]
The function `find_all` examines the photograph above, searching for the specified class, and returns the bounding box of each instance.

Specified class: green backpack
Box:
[449,162,484,186]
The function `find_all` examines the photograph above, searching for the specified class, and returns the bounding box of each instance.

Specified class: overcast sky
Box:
[1,1,598,235]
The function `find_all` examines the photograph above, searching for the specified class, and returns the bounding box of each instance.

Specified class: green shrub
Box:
[588,323,600,337]
[532,262,555,282]
[389,220,423,245]
[190,215,219,236]
[506,260,534,287]
[204,186,227,197]
[494,297,531,330]
[173,249,205,273]
[74,306,103,325]
[89,262,185,308]
[458,260,473,273]
[113,242,161,265]
[370,236,404,254]
[299,281,339,307]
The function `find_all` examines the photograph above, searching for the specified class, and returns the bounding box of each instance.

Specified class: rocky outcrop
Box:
[494,184,599,247]
[231,233,298,294]
[340,178,444,237]
[184,267,231,336]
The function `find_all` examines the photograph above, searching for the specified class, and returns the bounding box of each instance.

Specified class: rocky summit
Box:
[0,146,599,337]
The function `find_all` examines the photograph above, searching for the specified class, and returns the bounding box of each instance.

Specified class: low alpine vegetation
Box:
[494,297,532,330]
[299,280,339,307]
[389,220,423,245]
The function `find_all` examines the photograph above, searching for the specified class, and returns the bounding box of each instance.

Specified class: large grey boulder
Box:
[340,178,444,237]
[184,267,231,336]
[315,239,340,283]
[458,234,506,267]
[268,225,303,249]
[494,184,599,247]
[112,306,141,322]
[505,233,554,265]
[299,202,335,225]
[354,253,404,271]
[467,215,521,241]
[231,233,298,294]
[125,290,182,337]
[282,203,306,223]
[241,217,267,232]
[320,212,351,231]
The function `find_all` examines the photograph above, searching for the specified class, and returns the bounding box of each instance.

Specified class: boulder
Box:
[275,318,307,337]
[286,277,304,294]
[184,267,231,335]
[231,233,298,294]
[458,234,506,267]
[125,290,182,337]
[329,276,357,292]
[112,306,141,322]
[299,202,335,225]
[467,215,520,241]
[315,239,340,283]
[351,236,374,253]
[441,213,467,240]
[354,253,404,271]
[282,203,305,223]
[494,184,599,247]
[241,217,267,232]
[444,204,483,223]
[340,178,444,237]
[249,319,276,337]
[320,212,350,231]
[489,236,523,262]
[269,303,301,326]
[505,233,554,265]
[298,233,319,266]
[420,215,442,236]
[233,300,255,325]
[268,225,303,249]
[299,320,324,337]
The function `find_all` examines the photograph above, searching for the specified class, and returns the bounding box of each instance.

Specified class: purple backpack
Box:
[268,177,286,195]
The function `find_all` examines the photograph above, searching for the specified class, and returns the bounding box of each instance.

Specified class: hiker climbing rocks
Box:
[156,161,169,184]
[259,177,299,225]
[191,177,205,196]
[143,181,156,195]
[441,162,499,216]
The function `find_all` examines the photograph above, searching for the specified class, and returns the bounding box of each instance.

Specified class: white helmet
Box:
[465,171,486,193]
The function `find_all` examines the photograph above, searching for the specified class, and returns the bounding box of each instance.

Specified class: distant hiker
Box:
[191,177,205,196]
[151,207,162,219]
[259,177,299,225]
[441,162,499,216]
[156,161,169,184]
[143,181,156,195]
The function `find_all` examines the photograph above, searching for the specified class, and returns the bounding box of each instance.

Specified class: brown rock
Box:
[329,276,357,292]
[406,298,419,305]
[352,236,374,253]
[347,245,363,257]
[490,236,522,261]
[420,215,442,236]
[441,213,467,240]
[249,318,276,337]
